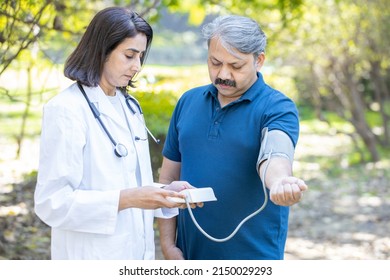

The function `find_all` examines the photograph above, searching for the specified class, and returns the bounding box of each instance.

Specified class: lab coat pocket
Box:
[89,232,142,259]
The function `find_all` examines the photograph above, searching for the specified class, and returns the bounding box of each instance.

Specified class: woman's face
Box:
[100,33,147,95]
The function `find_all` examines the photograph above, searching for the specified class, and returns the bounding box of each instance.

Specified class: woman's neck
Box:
[99,82,116,96]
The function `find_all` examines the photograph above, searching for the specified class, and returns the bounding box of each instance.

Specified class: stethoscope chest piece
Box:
[114,143,128,157]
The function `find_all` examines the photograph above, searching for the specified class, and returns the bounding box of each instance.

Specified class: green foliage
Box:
[130,89,178,181]
[0,0,102,75]
[2,0,389,163]
[2,1,390,259]
[276,0,390,162]
[131,64,210,135]
[132,90,178,136]
[165,0,303,27]
[0,86,43,138]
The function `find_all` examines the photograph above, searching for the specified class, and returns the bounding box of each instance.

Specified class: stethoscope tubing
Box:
[77,82,158,157]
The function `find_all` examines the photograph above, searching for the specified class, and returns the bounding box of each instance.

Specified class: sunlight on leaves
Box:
[0,203,29,217]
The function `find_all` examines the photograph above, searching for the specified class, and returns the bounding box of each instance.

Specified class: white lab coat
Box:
[34,83,169,259]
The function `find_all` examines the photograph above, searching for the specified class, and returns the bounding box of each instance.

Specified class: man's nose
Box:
[217,65,232,80]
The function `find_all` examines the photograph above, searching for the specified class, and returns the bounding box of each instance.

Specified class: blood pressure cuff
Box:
[256,128,295,173]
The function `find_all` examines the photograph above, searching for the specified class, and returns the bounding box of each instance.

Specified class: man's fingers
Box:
[291,183,302,200]
[282,177,308,192]
[270,179,306,206]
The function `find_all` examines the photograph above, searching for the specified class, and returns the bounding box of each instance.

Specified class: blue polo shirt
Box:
[163,72,299,260]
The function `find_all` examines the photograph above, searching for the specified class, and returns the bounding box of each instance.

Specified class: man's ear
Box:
[256,52,265,71]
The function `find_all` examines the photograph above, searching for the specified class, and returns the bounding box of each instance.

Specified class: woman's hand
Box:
[118,181,204,211]
[163,181,204,209]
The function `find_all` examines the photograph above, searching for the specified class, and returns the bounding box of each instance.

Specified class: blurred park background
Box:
[0,0,389,260]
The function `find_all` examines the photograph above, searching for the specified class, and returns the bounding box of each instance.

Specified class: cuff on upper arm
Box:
[256,128,295,173]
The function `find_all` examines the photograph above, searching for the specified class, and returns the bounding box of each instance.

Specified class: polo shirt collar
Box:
[203,72,266,102]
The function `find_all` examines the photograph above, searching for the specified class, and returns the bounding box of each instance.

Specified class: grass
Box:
[0,100,43,139]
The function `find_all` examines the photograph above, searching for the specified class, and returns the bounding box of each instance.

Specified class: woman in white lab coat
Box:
[34,7,193,260]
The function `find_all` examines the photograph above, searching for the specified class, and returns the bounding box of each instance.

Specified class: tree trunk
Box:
[16,65,33,159]
[344,62,380,162]
[369,60,390,146]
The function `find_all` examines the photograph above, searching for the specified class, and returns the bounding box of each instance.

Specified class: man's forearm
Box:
[157,217,177,257]
[259,156,292,189]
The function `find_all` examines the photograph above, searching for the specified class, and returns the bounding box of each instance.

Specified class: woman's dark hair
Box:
[64,7,153,87]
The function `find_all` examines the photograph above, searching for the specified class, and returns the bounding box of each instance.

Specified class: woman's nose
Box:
[132,56,142,72]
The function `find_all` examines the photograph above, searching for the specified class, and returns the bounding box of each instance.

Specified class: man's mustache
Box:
[215,78,236,87]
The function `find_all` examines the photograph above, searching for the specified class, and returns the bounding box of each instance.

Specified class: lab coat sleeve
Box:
[154,208,178,218]
[34,102,119,235]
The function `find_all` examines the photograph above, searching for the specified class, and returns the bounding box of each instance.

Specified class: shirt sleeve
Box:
[162,99,182,162]
[263,93,300,147]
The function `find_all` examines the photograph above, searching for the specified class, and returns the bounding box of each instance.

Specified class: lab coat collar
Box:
[81,85,129,131]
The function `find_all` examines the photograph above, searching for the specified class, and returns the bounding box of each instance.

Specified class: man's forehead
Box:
[210,37,251,60]
[211,37,242,55]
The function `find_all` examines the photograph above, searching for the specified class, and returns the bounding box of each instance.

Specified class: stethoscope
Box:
[77,82,160,158]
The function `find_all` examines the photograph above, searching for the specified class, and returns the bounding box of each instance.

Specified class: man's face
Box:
[207,37,264,106]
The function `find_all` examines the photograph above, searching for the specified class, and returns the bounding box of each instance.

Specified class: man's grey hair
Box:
[202,15,267,58]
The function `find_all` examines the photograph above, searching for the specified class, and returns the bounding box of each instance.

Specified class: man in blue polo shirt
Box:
[157,15,308,260]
